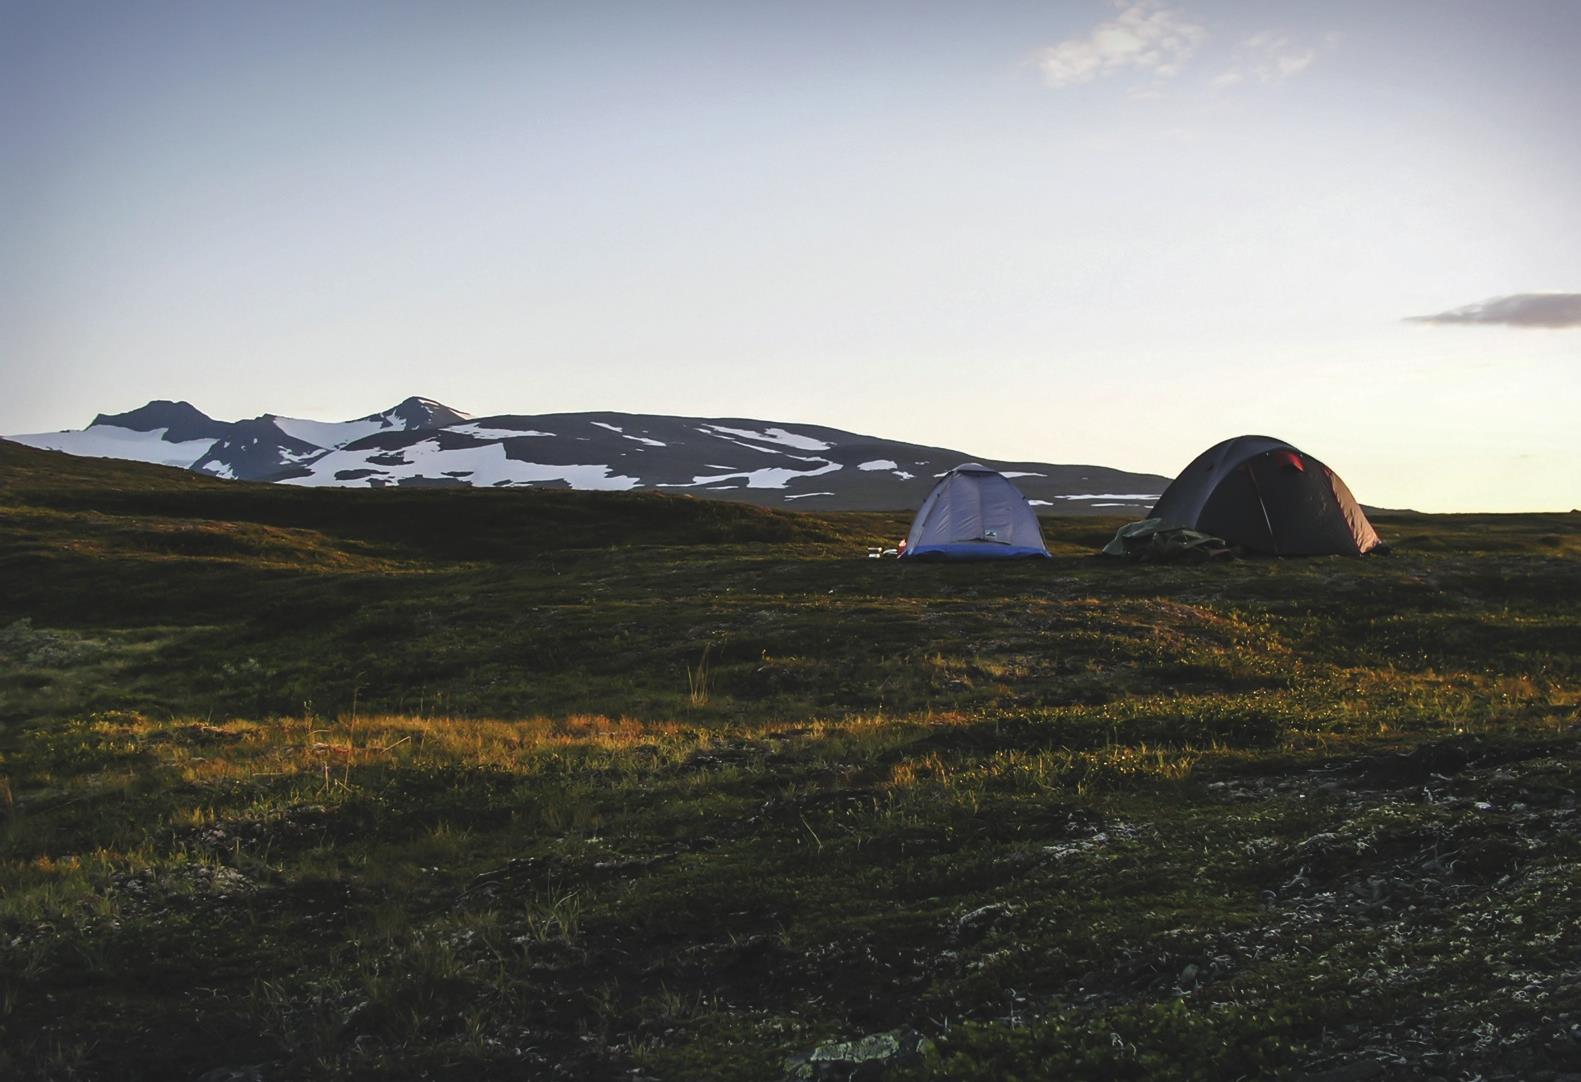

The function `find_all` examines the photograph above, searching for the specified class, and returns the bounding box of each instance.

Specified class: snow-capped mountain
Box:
[8,398,1169,513]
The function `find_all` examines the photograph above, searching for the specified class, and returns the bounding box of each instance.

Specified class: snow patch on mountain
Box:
[1050,492,1162,501]
[592,421,667,447]
[413,396,467,416]
[358,397,472,430]
[272,416,389,449]
[450,423,554,439]
[858,459,917,480]
[704,424,831,452]
[695,428,785,455]
[658,458,843,491]
[11,426,216,468]
[280,440,640,490]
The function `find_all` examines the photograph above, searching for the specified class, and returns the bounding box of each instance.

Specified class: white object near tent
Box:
[900,464,1052,560]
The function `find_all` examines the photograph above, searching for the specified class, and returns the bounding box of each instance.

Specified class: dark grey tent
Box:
[1150,436,1382,556]
[901,464,1051,560]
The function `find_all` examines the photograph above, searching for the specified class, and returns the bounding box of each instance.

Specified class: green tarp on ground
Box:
[1101,518,1234,562]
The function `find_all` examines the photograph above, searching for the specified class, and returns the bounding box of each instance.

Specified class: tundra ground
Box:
[2,441,1578,1080]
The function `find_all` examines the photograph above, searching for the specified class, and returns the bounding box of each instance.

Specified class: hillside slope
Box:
[9,398,1170,513]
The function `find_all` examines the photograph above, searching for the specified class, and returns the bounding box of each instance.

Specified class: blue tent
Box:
[901,464,1051,560]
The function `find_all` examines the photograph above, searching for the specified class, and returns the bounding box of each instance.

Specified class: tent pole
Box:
[1245,463,1278,555]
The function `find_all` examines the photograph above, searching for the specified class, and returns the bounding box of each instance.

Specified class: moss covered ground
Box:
[1,440,1578,1080]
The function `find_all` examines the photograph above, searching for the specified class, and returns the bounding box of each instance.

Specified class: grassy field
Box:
[2,439,1579,1081]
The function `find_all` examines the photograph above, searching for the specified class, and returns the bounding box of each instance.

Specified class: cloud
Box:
[1211,30,1322,88]
[1038,1,1208,90]
[1408,294,1581,329]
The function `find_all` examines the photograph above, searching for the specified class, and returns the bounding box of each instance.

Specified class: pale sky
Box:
[3,0,1577,511]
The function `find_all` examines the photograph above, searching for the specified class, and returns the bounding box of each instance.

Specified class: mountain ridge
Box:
[9,397,1169,513]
